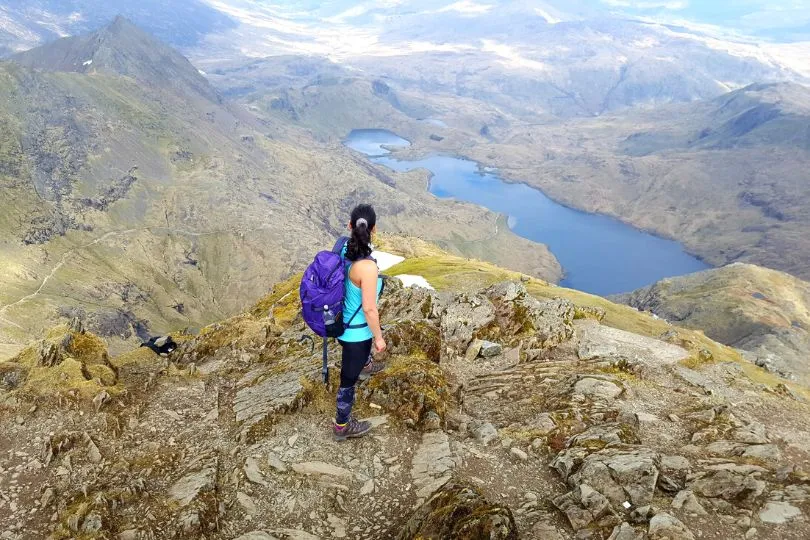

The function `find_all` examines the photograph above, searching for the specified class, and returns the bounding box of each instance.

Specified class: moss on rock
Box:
[397,480,518,539]
[364,355,450,428]
[0,325,119,400]
[385,320,441,363]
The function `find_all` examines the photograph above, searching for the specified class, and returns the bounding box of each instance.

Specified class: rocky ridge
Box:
[614,263,810,386]
[0,243,809,539]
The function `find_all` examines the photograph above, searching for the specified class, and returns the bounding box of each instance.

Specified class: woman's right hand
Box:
[374,336,387,354]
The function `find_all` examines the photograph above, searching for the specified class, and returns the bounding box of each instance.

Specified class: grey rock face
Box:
[565,448,661,508]
[244,457,268,486]
[553,483,619,531]
[479,340,503,358]
[608,522,644,540]
[671,490,708,516]
[484,282,575,350]
[469,420,498,445]
[659,455,691,492]
[233,368,306,436]
[440,292,496,354]
[689,468,766,504]
[742,444,782,463]
[573,378,624,402]
[290,461,353,479]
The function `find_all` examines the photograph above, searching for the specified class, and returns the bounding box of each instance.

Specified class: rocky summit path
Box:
[0,276,809,539]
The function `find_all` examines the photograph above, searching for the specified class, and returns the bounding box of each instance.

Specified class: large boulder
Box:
[554,483,620,531]
[440,292,496,354]
[688,465,766,506]
[558,447,661,508]
[397,481,518,539]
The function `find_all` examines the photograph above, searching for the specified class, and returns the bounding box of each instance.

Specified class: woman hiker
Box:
[334,204,387,441]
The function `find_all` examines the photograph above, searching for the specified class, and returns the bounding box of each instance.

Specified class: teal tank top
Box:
[340,260,382,343]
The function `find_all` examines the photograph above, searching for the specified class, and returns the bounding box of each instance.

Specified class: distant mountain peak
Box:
[11,16,219,103]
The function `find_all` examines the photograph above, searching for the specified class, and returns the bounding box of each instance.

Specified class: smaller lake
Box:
[345,129,710,296]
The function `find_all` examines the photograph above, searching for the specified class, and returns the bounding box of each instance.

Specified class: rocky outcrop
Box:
[363,355,450,428]
[440,282,575,358]
[614,263,810,384]
[648,513,695,540]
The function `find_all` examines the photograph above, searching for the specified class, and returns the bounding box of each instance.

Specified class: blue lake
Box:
[344,129,710,296]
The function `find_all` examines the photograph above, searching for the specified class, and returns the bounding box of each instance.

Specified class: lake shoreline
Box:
[384,144,714,269]
[345,128,711,295]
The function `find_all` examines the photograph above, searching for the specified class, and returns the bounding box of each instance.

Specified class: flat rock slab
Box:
[238,491,258,514]
[292,461,353,479]
[245,457,269,486]
[759,501,803,524]
[649,513,695,540]
[234,369,306,430]
[568,447,661,507]
[411,431,457,500]
[577,321,689,366]
[573,377,624,402]
[365,415,389,428]
[168,467,216,507]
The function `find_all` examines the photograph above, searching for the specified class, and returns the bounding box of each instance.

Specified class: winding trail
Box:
[0,224,276,325]
[0,229,138,317]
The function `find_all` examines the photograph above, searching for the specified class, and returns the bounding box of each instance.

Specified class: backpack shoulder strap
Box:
[332,236,349,255]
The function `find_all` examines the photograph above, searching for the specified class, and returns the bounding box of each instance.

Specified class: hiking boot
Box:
[333,417,372,441]
[358,359,386,381]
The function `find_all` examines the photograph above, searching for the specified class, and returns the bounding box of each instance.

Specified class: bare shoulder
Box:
[354,259,379,276]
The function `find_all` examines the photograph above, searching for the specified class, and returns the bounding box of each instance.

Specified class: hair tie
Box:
[355,218,368,228]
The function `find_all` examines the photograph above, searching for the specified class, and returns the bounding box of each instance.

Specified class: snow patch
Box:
[481,40,548,71]
[82,59,93,66]
[371,251,405,272]
[534,7,561,24]
[395,275,435,290]
[437,1,493,16]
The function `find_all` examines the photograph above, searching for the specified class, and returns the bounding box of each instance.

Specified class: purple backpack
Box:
[300,237,363,383]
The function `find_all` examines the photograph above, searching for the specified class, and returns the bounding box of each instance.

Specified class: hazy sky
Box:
[594,0,810,38]
[247,1,810,40]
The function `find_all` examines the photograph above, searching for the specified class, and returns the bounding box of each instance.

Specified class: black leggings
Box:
[339,339,372,388]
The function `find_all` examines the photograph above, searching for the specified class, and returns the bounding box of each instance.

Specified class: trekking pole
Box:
[322,338,329,385]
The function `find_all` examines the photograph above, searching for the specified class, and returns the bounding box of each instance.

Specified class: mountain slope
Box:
[0,18,561,360]
[615,263,810,385]
[621,82,810,155]
[212,56,810,283]
[0,0,236,54]
[11,16,219,102]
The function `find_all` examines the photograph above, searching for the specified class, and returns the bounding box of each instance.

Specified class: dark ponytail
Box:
[345,204,376,261]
